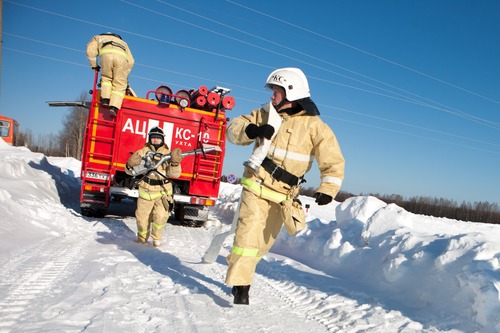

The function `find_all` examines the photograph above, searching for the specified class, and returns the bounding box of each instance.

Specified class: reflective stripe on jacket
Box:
[86,34,135,69]
[241,177,290,203]
[138,188,173,200]
[126,143,181,198]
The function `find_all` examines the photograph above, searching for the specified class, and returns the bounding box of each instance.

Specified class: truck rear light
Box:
[189,197,215,206]
[84,185,106,193]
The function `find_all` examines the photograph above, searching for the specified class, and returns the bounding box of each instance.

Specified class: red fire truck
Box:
[50,71,233,225]
[0,115,19,146]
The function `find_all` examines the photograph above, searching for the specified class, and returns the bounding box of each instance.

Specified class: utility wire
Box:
[8,1,498,132]
[3,2,499,153]
[155,0,499,130]
[225,0,500,106]
[5,43,498,154]
[145,1,500,131]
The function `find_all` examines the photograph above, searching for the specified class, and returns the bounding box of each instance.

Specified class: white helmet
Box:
[265,67,310,101]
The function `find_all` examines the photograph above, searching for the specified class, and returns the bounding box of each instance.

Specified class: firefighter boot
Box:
[109,106,119,117]
[101,98,110,106]
[231,285,250,305]
[137,232,149,244]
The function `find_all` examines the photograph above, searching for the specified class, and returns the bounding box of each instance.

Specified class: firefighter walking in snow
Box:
[225,68,345,304]
[126,127,183,247]
[86,33,134,116]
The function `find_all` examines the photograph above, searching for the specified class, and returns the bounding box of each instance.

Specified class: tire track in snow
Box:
[0,235,88,332]
[255,257,439,333]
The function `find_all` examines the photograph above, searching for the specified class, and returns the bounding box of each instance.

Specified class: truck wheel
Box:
[174,205,185,223]
[81,190,108,217]
[181,205,209,227]
[81,205,106,218]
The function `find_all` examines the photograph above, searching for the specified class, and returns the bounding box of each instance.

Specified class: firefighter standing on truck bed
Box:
[126,127,183,247]
[86,32,134,116]
[225,68,345,305]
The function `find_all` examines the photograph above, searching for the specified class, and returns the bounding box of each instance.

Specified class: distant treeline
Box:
[303,187,500,225]
[16,121,499,224]
[219,176,499,224]
[15,92,89,160]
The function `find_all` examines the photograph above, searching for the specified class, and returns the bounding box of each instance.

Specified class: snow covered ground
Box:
[1,139,499,333]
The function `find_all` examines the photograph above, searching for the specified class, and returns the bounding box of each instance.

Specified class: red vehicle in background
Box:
[0,115,19,146]
[49,72,234,225]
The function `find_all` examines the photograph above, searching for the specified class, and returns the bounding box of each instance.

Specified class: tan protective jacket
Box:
[126,144,181,195]
[86,34,135,109]
[227,107,345,199]
[86,34,134,71]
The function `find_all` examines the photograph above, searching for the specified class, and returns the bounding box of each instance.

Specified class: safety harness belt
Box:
[261,157,304,186]
[102,41,126,51]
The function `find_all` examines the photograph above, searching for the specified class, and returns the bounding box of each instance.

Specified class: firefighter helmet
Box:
[100,32,122,40]
[265,67,310,101]
[148,127,165,140]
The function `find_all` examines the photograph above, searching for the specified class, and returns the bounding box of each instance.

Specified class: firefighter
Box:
[126,127,183,247]
[225,68,345,304]
[86,33,135,116]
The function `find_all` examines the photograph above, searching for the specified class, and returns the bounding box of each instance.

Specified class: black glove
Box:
[314,192,332,206]
[245,124,275,140]
[92,66,101,72]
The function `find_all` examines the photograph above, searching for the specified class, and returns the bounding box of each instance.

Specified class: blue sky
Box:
[1,0,499,206]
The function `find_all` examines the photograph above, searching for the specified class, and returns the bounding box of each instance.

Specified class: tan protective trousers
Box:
[136,195,170,243]
[100,53,130,109]
[225,188,283,286]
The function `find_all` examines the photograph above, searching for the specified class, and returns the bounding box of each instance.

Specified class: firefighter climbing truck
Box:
[49,71,234,225]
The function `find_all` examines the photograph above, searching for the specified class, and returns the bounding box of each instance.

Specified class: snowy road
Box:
[0,198,449,333]
[3,146,487,332]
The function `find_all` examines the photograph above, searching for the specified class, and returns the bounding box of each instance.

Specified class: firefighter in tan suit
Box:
[126,127,183,247]
[86,33,134,116]
[225,68,345,304]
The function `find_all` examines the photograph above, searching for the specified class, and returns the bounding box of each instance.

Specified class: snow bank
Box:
[2,139,500,332]
[271,193,500,332]
[0,142,82,251]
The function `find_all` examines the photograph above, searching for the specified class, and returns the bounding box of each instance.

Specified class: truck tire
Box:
[81,190,108,217]
[80,204,107,218]
[174,204,208,227]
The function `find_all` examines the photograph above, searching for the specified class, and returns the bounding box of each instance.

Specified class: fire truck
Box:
[0,115,19,146]
[49,71,233,225]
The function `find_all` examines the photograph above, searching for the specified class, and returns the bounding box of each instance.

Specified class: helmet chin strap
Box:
[149,138,164,150]
[274,98,289,112]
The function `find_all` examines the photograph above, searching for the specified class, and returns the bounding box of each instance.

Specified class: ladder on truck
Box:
[192,118,225,182]
[79,68,121,216]
[79,105,118,216]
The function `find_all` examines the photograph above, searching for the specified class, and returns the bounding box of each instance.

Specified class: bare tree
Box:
[60,91,89,159]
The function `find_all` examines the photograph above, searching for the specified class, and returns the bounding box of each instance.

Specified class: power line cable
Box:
[225,0,500,106]
[3,3,499,153]
[4,44,499,155]
[139,1,500,131]
[8,1,498,132]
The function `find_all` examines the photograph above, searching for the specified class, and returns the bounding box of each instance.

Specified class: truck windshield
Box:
[0,120,10,137]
